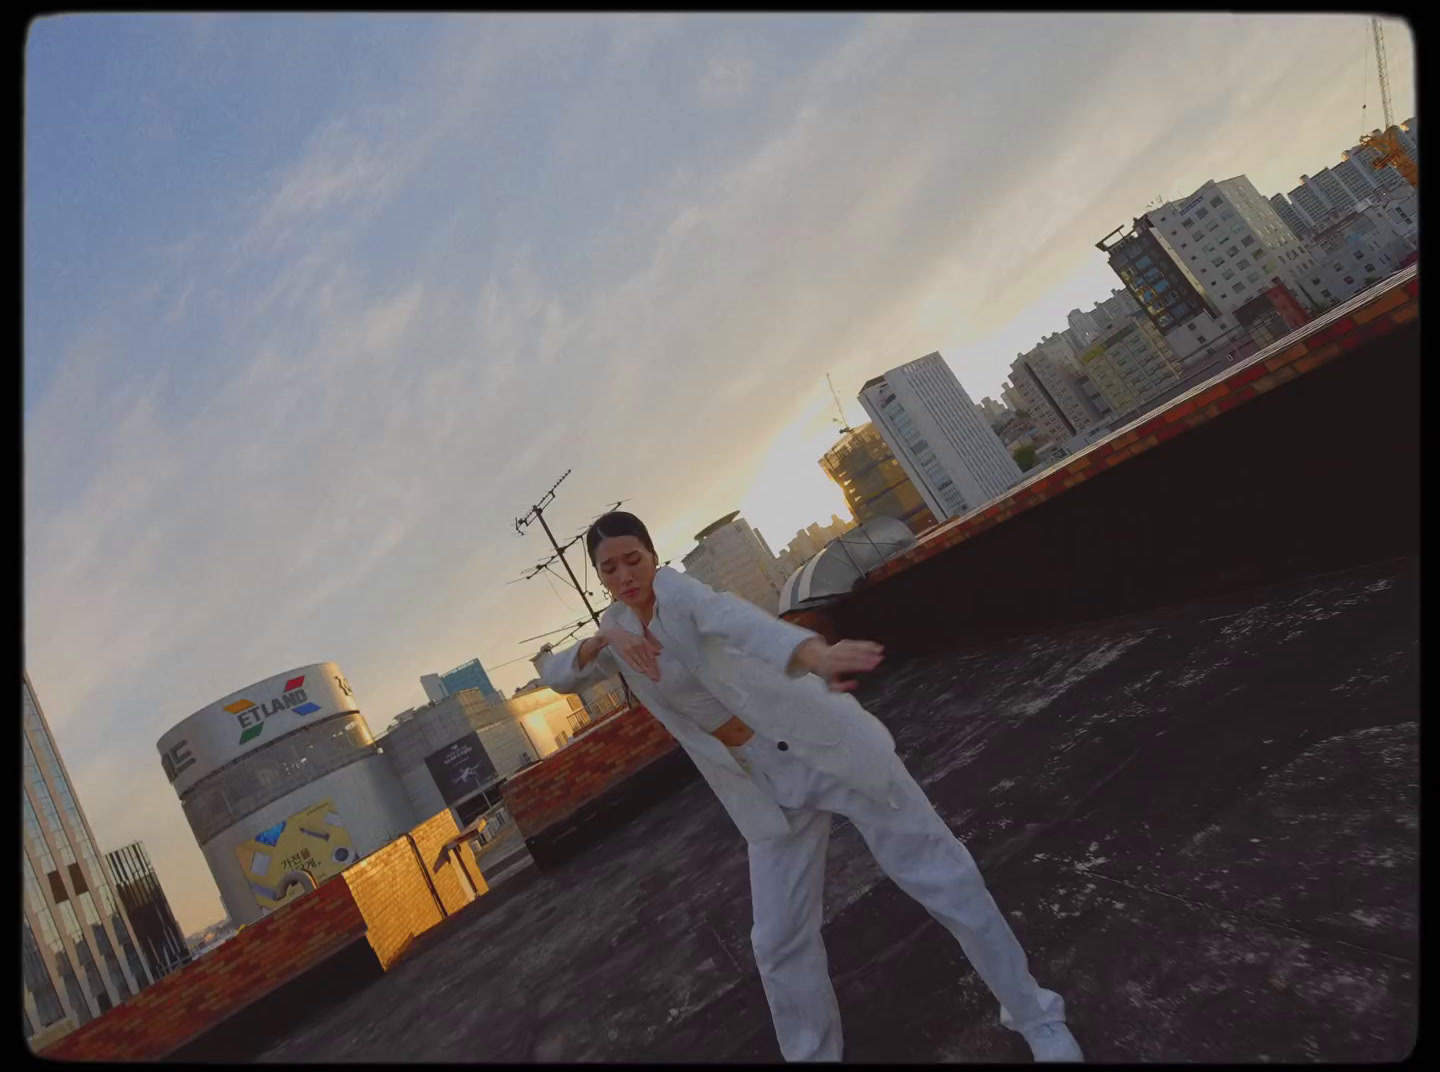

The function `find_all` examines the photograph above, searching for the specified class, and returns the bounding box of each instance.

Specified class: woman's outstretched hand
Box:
[790,637,885,692]
[600,626,665,683]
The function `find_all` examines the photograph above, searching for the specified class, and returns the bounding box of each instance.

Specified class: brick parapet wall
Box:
[501,704,679,839]
[39,808,485,1059]
[405,808,486,916]
[40,876,367,1060]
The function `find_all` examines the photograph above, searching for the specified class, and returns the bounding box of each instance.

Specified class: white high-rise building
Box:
[976,396,1012,430]
[419,674,447,705]
[1268,192,1314,241]
[1068,289,1144,348]
[1005,332,1107,446]
[1147,175,1323,319]
[858,352,1024,523]
[1289,173,1339,230]
[1300,198,1418,307]
[1077,316,1184,418]
[681,512,788,613]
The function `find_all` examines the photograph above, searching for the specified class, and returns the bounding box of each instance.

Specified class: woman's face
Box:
[594,535,660,608]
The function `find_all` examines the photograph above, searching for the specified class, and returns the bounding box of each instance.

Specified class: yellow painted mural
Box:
[233,800,356,913]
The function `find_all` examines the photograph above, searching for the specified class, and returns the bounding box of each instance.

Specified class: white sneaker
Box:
[1022,1022,1084,1062]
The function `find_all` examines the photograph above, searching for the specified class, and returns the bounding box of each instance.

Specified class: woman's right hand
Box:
[598,626,664,683]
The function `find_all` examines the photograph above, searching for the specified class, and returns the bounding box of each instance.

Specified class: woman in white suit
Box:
[534,512,1081,1063]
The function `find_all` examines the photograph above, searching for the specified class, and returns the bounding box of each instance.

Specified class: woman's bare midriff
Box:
[710,715,754,748]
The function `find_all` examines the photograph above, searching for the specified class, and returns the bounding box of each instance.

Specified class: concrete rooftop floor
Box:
[257,556,1418,1063]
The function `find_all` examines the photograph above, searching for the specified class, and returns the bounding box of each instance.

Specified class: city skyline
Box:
[24,13,1414,933]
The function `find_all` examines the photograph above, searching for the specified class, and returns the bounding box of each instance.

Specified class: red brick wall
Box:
[40,876,368,1060]
[339,837,443,970]
[502,704,679,839]
[38,809,493,1059]
[781,607,837,642]
[406,808,488,916]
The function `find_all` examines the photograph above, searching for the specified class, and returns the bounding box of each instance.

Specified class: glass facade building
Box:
[439,658,501,704]
[23,672,153,1045]
[1098,217,1216,335]
[106,841,193,982]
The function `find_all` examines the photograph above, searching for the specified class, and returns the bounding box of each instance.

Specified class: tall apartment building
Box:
[1000,383,1030,420]
[105,842,192,983]
[1147,176,1322,320]
[1299,200,1418,307]
[1067,288,1144,348]
[1289,172,1341,232]
[819,422,938,536]
[1074,371,1115,424]
[858,352,1024,523]
[1285,117,1417,232]
[976,395,1012,429]
[1268,192,1315,241]
[1006,333,1107,447]
[24,673,154,1046]
[1077,317,1184,417]
[1096,212,1236,365]
[681,512,789,612]
[775,514,856,577]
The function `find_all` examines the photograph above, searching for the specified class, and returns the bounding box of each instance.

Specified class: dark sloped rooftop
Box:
[256,556,1417,1063]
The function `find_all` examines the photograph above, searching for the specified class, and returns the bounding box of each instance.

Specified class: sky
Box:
[24,13,1415,933]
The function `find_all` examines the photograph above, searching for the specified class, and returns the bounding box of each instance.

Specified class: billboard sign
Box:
[424,732,497,806]
[157,663,360,796]
[232,799,355,914]
[1177,191,1208,218]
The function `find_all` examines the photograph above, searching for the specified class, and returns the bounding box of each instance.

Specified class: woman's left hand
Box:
[792,638,885,691]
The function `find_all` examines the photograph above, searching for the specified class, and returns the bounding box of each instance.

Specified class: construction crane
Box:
[826,373,855,435]
[1357,18,1417,188]
[1373,15,1394,130]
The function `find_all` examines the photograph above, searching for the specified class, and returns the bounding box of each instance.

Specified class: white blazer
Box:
[534,566,898,843]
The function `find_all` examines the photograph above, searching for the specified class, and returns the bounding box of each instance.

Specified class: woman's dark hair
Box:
[586,511,657,566]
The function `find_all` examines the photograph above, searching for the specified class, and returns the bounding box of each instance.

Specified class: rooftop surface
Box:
[256,555,1417,1063]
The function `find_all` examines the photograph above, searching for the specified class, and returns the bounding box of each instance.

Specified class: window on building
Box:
[1195,207,1210,220]
[1212,257,1224,267]
[1237,258,1249,269]
[1210,195,1223,207]
[1365,263,1376,272]
[1227,246,1240,256]
[1234,281,1247,292]
[1181,216,1194,228]
[1354,250,1365,260]
[1241,235,1255,246]
[1188,322,1198,331]
[1343,276,1355,285]
[1196,335,1208,343]
[1222,269,1236,280]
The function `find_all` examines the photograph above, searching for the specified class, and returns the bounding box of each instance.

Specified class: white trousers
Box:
[733,731,1065,1062]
